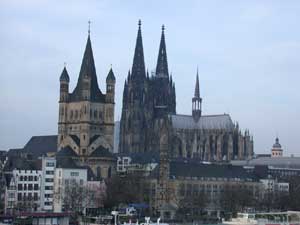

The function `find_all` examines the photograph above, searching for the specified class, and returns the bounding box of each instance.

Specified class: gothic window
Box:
[94,110,97,119]
[83,135,85,140]
[84,106,87,114]
[70,110,73,119]
[90,109,92,118]
[61,107,64,116]
[75,110,78,119]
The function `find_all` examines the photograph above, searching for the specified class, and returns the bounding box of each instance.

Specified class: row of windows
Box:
[60,107,104,121]
[19,175,38,181]
[17,192,39,201]
[45,194,53,198]
[46,162,55,167]
[45,178,54,182]
[18,183,39,191]
[46,171,54,175]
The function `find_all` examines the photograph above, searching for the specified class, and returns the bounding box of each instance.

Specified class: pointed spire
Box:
[60,65,70,82]
[194,67,200,98]
[131,20,146,79]
[72,29,102,101]
[106,66,115,82]
[156,24,169,77]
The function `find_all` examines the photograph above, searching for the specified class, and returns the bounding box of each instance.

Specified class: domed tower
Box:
[271,137,283,157]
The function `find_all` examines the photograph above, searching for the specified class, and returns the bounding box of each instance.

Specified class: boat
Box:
[223,211,300,225]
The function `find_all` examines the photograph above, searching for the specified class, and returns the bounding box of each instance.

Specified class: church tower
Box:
[57,27,115,156]
[153,25,176,117]
[192,69,202,122]
[119,20,150,153]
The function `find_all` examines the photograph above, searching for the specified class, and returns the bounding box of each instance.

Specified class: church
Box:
[57,29,116,178]
[119,21,253,161]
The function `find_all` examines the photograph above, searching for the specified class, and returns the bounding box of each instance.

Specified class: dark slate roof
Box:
[69,35,105,102]
[70,135,80,146]
[170,114,234,130]
[169,161,257,181]
[89,146,115,158]
[56,146,78,157]
[126,152,159,164]
[3,157,40,171]
[7,148,23,157]
[23,135,57,158]
[56,157,82,169]
[89,135,100,145]
[106,68,116,81]
[59,66,70,82]
[231,157,300,169]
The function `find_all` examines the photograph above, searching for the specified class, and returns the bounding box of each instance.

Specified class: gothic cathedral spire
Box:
[156,25,169,77]
[192,68,202,122]
[131,20,146,79]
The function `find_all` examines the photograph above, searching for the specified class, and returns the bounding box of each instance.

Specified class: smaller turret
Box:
[59,66,70,102]
[192,68,202,122]
[106,67,116,103]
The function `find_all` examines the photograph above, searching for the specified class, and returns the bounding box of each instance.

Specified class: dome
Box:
[272,137,282,149]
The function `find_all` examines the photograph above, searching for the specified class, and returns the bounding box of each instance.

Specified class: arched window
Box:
[70,110,73,119]
[94,110,97,119]
[84,106,87,114]
[75,110,78,119]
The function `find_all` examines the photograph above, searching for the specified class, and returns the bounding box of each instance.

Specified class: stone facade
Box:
[57,32,116,177]
[119,22,175,154]
[119,21,253,162]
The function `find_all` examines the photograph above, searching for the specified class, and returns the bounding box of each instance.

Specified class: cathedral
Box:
[119,21,253,161]
[57,29,116,178]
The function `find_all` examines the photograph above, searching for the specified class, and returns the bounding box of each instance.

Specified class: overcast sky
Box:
[1,0,300,155]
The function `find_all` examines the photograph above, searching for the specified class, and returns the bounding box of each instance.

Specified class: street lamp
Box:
[111,210,118,225]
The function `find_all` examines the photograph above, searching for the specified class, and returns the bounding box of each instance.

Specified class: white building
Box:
[5,169,43,213]
[53,166,87,213]
[40,157,56,211]
[260,177,289,196]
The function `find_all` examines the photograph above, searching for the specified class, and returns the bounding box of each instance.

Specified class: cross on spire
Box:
[88,20,91,35]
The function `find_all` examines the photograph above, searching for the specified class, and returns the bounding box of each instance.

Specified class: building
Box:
[53,162,88,213]
[119,21,253,162]
[4,168,43,213]
[56,28,116,177]
[40,157,56,211]
[271,137,283,157]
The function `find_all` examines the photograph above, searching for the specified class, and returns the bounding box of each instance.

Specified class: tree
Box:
[104,173,148,209]
[220,185,255,216]
[176,191,207,221]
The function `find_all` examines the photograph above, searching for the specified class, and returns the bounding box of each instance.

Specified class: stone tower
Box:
[58,31,116,155]
[119,22,176,154]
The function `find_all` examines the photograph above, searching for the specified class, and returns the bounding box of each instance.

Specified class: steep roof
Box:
[70,35,105,102]
[23,135,57,158]
[56,157,82,169]
[3,156,40,171]
[131,20,146,79]
[89,146,115,158]
[170,114,234,130]
[106,68,116,81]
[59,66,70,82]
[56,146,78,157]
[155,25,169,77]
